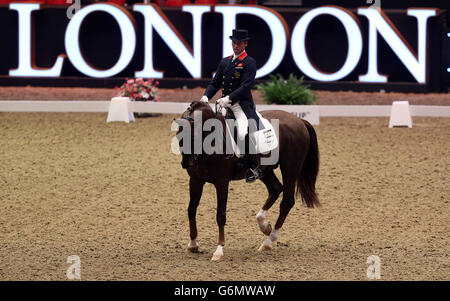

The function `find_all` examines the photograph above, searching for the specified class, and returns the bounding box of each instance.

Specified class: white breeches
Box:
[230,103,248,141]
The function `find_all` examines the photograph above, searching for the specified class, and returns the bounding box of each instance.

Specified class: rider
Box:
[200,29,263,183]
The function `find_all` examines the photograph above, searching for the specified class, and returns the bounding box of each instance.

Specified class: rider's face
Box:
[232,40,248,56]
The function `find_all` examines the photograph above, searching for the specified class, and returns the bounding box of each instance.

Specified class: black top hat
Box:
[229,29,250,41]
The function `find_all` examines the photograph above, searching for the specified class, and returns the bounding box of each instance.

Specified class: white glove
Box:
[200,95,209,103]
[217,96,231,107]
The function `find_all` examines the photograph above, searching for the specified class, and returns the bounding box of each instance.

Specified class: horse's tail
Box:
[296,120,320,208]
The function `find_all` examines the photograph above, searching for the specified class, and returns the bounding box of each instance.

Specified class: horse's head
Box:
[182,100,216,120]
[173,101,219,169]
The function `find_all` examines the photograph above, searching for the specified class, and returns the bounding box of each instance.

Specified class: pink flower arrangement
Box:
[115,78,160,102]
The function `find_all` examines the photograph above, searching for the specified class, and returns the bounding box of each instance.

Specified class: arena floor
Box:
[0,112,448,280]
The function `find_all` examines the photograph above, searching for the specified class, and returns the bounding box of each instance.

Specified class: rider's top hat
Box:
[229,29,250,41]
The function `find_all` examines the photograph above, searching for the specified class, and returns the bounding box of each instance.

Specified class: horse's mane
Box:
[187,101,217,119]
[188,101,212,112]
[184,101,227,149]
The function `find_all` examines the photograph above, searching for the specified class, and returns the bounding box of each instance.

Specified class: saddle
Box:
[221,107,279,158]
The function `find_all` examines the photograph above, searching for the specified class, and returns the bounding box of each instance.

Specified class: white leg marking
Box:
[258,228,281,252]
[256,209,268,233]
[269,229,280,242]
[187,240,199,252]
[211,245,224,261]
[188,240,198,248]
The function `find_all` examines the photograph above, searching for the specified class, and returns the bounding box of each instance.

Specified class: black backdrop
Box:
[0,4,448,92]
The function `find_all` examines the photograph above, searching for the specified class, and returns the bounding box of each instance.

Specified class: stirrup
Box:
[246,167,263,183]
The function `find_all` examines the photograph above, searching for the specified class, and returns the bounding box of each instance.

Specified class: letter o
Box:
[65,4,136,78]
[291,6,363,82]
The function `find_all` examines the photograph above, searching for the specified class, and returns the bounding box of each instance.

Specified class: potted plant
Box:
[256,73,316,105]
[115,78,160,117]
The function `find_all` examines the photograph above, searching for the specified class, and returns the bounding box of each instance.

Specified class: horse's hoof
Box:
[258,238,273,252]
[211,245,224,261]
[258,244,272,252]
[263,223,272,236]
[211,254,223,261]
[187,246,199,253]
[187,240,199,253]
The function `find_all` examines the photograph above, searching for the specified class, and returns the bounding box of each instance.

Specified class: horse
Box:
[173,101,320,261]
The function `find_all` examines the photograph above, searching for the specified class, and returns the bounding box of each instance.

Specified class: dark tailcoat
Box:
[204,51,260,129]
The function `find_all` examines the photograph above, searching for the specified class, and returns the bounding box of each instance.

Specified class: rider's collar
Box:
[231,51,247,61]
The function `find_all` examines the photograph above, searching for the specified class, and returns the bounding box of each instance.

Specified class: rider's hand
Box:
[200,96,209,103]
[217,96,231,107]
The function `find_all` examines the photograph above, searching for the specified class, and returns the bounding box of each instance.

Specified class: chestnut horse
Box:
[174,101,320,261]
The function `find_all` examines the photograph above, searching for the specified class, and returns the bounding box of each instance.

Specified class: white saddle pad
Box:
[225,112,279,157]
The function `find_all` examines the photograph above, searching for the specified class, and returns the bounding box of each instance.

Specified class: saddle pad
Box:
[225,112,279,157]
[251,112,279,154]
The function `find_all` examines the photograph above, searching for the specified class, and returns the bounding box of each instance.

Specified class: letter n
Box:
[358,8,437,83]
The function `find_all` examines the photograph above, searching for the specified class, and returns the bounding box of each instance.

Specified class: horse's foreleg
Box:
[211,181,229,261]
[257,169,283,236]
[187,177,204,253]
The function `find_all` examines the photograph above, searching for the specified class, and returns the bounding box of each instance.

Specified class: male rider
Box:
[200,29,262,183]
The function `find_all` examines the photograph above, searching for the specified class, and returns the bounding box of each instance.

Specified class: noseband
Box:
[181,115,194,122]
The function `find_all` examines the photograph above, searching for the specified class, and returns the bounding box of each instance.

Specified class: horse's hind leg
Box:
[187,177,204,253]
[257,169,283,236]
[259,162,298,251]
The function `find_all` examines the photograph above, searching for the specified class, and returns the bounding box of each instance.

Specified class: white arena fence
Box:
[0,101,450,118]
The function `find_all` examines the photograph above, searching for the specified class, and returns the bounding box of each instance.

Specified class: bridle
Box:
[181,115,194,122]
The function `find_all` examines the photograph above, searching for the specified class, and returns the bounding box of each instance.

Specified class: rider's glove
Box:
[217,96,231,107]
[200,95,209,103]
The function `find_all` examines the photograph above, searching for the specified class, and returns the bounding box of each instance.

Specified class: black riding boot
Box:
[245,154,263,183]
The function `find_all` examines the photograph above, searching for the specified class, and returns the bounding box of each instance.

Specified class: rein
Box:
[215,103,234,159]
[215,102,220,119]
